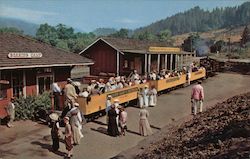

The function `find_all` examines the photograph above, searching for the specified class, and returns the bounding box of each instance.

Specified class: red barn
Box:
[0,33,93,118]
[79,37,195,76]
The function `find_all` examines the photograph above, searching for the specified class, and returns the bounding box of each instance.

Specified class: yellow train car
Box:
[190,68,206,81]
[76,83,147,115]
[75,68,206,117]
[150,74,186,92]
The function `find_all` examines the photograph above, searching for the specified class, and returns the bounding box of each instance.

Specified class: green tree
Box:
[0,27,23,34]
[36,23,58,46]
[182,33,200,52]
[56,40,69,51]
[158,29,172,42]
[110,28,129,38]
[56,24,74,40]
[135,31,157,41]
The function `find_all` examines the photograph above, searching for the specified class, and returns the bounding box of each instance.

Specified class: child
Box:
[49,113,60,152]
[64,117,73,158]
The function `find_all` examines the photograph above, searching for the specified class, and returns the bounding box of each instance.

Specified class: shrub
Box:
[14,92,51,120]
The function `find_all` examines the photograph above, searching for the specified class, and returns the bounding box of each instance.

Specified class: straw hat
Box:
[64,116,69,121]
[81,91,89,98]
[144,85,149,88]
[67,78,72,83]
[49,113,59,121]
[107,95,112,99]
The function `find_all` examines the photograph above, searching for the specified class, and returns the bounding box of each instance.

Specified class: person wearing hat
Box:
[98,79,106,93]
[49,113,60,152]
[105,95,112,125]
[68,103,83,145]
[131,69,140,82]
[64,78,78,108]
[113,99,120,126]
[64,116,73,158]
[5,97,15,128]
[191,80,204,115]
[142,85,149,107]
[107,104,120,137]
[118,107,127,136]
[139,106,153,136]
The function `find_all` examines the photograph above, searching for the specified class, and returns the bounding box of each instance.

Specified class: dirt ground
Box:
[0,73,250,159]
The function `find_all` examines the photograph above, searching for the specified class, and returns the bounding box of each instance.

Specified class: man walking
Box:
[5,97,15,128]
[191,80,204,115]
[64,78,78,108]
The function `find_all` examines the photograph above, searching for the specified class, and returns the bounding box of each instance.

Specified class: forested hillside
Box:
[134,2,250,36]
[0,17,38,36]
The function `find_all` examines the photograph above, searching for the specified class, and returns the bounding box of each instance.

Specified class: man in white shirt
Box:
[52,82,61,110]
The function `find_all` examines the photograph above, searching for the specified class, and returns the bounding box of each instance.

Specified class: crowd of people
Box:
[1,62,203,158]
[49,102,85,158]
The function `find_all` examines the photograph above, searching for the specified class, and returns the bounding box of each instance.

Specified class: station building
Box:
[79,37,196,76]
[0,33,93,118]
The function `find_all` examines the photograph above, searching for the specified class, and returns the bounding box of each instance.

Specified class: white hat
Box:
[67,78,72,82]
[81,91,89,98]
[49,113,59,121]
[64,116,69,121]
[74,103,80,107]
[107,95,112,98]
[114,99,119,102]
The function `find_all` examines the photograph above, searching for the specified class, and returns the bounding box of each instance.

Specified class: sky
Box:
[0,0,248,32]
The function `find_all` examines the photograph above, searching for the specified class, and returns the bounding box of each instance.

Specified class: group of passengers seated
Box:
[77,62,203,97]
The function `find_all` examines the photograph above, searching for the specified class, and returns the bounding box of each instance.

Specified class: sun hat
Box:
[49,113,59,121]
[64,116,69,121]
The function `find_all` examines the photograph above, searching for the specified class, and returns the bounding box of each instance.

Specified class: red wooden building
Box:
[0,33,93,118]
[79,37,195,76]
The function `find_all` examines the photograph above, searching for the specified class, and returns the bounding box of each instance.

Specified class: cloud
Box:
[0,5,57,23]
[115,18,139,24]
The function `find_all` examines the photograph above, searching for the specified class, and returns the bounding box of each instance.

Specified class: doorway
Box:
[37,75,53,94]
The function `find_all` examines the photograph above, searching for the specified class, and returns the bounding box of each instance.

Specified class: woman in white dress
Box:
[138,88,144,108]
[149,85,157,107]
[142,85,149,107]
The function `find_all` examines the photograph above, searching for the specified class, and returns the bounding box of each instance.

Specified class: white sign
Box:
[8,52,43,59]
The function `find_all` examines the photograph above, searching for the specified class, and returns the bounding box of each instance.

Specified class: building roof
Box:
[79,37,193,55]
[0,33,93,70]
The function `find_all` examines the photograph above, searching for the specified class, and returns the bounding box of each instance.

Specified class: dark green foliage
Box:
[36,23,58,46]
[110,28,129,38]
[182,33,200,52]
[133,30,157,41]
[35,23,96,53]
[210,40,226,53]
[14,92,51,120]
[0,27,23,34]
[134,2,250,36]
[158,29,172,42]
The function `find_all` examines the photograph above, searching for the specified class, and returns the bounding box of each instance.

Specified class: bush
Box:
[14,92,51,120]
